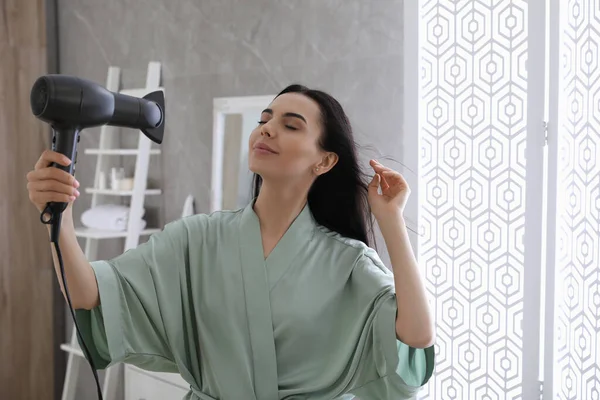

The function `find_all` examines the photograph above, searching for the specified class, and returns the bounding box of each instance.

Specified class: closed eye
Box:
[257,120,298,131]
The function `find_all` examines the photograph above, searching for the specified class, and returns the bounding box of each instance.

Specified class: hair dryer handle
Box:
[41,126,81,224]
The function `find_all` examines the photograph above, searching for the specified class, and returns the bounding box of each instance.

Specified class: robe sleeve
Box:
[73,218,189,373]
[347,250,435,399]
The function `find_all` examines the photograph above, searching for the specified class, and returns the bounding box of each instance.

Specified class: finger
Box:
[27,168,78,188]
[389,172,410,192]
[382,171,410,197]
[35,150,71,170]
[370,163,389,184]
[30,191,76,205]
[28,167,79,187]
[371,163,395,188]
[370,159,393,172]
[368,173,381,194]
[380,173,390,191]
[27,180,80,197]
[381,170,401,184]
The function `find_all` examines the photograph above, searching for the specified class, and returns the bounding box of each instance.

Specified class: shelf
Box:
[84,148,161,156]
[85,188,162,196]
[74,227,161,239]
[60,343,84,358]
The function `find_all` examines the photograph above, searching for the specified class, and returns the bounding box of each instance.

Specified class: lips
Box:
[254,142,278,154]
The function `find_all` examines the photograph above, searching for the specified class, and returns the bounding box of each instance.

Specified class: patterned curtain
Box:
[419,1,528,398]
[554,0,600,398]
[416,0,600,398]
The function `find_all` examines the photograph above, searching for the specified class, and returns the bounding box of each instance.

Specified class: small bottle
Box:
[110,167,118,190]
[118,168,126,190]
[98,171,106,190]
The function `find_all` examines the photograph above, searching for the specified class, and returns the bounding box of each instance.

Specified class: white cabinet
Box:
[125,365,190,400]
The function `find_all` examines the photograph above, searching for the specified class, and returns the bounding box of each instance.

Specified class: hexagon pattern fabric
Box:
[419,1,528,399]
[554,1,600,399]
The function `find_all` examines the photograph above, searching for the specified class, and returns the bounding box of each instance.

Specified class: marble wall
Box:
[59,0,406,223]
[57,0,407,397]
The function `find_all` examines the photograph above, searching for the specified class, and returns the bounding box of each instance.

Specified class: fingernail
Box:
[74,180,80,188]
[74,190,80,196]
[69,196,76,201]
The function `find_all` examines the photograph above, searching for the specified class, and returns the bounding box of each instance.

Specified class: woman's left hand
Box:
[367,159,410,220]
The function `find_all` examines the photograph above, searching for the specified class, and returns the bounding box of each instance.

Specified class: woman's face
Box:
[248,92,330,181]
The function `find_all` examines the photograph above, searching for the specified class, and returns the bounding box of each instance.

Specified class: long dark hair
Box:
[252,84,376,248]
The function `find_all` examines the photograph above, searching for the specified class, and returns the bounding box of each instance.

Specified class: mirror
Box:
[211,95,275,212]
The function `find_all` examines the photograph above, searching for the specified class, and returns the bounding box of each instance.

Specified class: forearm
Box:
[47,210,99,310]
[377,213,434,348]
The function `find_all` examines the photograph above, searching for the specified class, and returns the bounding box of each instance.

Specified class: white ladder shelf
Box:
[61,61,165,400]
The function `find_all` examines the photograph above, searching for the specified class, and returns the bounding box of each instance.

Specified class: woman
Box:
[27,84,435,399]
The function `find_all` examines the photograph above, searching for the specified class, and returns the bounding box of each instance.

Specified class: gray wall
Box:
[58,0,406,398]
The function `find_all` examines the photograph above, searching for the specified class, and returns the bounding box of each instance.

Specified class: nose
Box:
[260,127,272,137]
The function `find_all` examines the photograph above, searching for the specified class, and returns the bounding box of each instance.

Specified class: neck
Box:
[253,178,309,235]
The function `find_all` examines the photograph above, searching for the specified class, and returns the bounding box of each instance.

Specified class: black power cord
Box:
[42,207,104,400]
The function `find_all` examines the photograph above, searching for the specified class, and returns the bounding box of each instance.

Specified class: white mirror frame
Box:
[211,95,276,212]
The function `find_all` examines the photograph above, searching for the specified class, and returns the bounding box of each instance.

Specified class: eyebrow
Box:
[262,108,307,123]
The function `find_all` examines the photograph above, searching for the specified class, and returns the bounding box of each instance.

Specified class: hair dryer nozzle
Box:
[141,90,165,144]
[30,76,50,116]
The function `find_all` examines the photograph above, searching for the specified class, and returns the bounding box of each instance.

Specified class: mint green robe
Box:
[75,202,435,399]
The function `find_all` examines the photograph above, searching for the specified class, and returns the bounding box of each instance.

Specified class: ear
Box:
[314,152,339,175]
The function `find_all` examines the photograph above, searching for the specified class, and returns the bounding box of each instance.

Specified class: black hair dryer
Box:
[30,74,166,242]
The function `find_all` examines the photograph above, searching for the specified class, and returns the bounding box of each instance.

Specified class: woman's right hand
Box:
[27,150,81,214]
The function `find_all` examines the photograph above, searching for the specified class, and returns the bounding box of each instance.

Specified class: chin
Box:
[248,162,268,178]
[248,164,281,182]
[248,159,260,174]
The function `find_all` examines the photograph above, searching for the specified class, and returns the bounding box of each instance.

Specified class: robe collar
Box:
[239,199,316,290]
